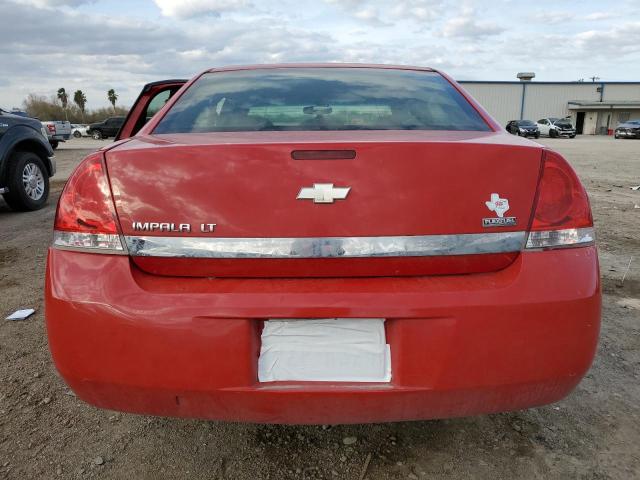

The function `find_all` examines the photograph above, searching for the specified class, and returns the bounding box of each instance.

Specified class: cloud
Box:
[573,22,640,56]
[325,0,444,25]
[528,11,573,25]
[386,0,443,21]
[528,11,620,25]
[153,0,250,19]
[353,6,388,26]
[1,0,639,110]
[510,21,640,68]
[442,9,504,38]
[0,5,187,56]
[582,12,618,21]
[14,0,93,6]
[0,0,342,107]
[324,0,366,7]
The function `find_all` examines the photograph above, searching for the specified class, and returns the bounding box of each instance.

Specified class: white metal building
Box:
[459,80,640,135]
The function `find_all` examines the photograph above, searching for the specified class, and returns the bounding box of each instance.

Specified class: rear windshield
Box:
[154,68,490,133]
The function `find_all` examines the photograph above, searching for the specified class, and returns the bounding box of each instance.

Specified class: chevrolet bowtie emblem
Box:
[297,183,351,204]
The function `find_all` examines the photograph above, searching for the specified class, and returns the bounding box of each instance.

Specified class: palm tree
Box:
[73,90,87,123]
[107,89,118,114]
[57,88,68,121]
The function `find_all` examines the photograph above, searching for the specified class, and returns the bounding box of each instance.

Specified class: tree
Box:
[73,90,87,123]
[23,93,65,121]
[57,88,68,121]
[107,89,118,114]
[23,93,129,123]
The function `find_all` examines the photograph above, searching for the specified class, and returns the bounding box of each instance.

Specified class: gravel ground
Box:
[0,136,639,479]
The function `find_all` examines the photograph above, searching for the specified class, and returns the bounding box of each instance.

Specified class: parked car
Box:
[42,120,72,149]
[87,116,125,139]
[536,117,576,138]
[614,120,640,139]
[506,120,540,138]
[71,124,89,138]
[0,108,55,210]
[46,65,599,424]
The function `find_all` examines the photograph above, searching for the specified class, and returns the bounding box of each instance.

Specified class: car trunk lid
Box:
[106,131,542,277]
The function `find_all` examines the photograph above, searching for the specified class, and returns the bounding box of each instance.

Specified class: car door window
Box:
[116,80,187,140]
[146,90,172,121]
[129,87,180,137]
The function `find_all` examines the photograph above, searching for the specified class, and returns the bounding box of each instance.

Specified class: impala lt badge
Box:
[132,222,216,233]
[483,193,516,227]
[297,183,351,204]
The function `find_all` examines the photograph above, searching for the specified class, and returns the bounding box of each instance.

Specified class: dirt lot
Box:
[0,136,638,479]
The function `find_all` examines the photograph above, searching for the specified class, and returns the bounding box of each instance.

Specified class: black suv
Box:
[0,109,55,211]
[506,120,540,138]
[87,116,125,140]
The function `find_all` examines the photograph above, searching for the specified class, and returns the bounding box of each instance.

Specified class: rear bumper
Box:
[45,247,600,424]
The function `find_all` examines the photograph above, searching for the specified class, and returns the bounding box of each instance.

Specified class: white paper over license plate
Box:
[258,318,392,383]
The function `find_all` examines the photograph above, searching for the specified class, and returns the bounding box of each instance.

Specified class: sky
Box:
[1,0,639,109]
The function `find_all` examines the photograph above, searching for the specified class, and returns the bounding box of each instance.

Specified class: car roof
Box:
[205,63,436,74]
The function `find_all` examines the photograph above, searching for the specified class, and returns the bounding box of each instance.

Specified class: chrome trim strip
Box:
[125,232,527,259]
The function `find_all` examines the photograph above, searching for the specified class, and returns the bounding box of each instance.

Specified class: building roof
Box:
[459,80,640,85]
[568,100,640,109]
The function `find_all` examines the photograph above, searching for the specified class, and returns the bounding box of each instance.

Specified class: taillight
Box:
[526,150,594,249]
[47,124,55,133]
[53,153,125,253]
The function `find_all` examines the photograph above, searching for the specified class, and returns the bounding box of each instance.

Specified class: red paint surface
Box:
[131,253,520,278]
[105,131,543,276]
[46,246,600,424]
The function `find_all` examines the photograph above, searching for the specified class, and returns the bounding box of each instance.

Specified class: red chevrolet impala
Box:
[45,64,600,424]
